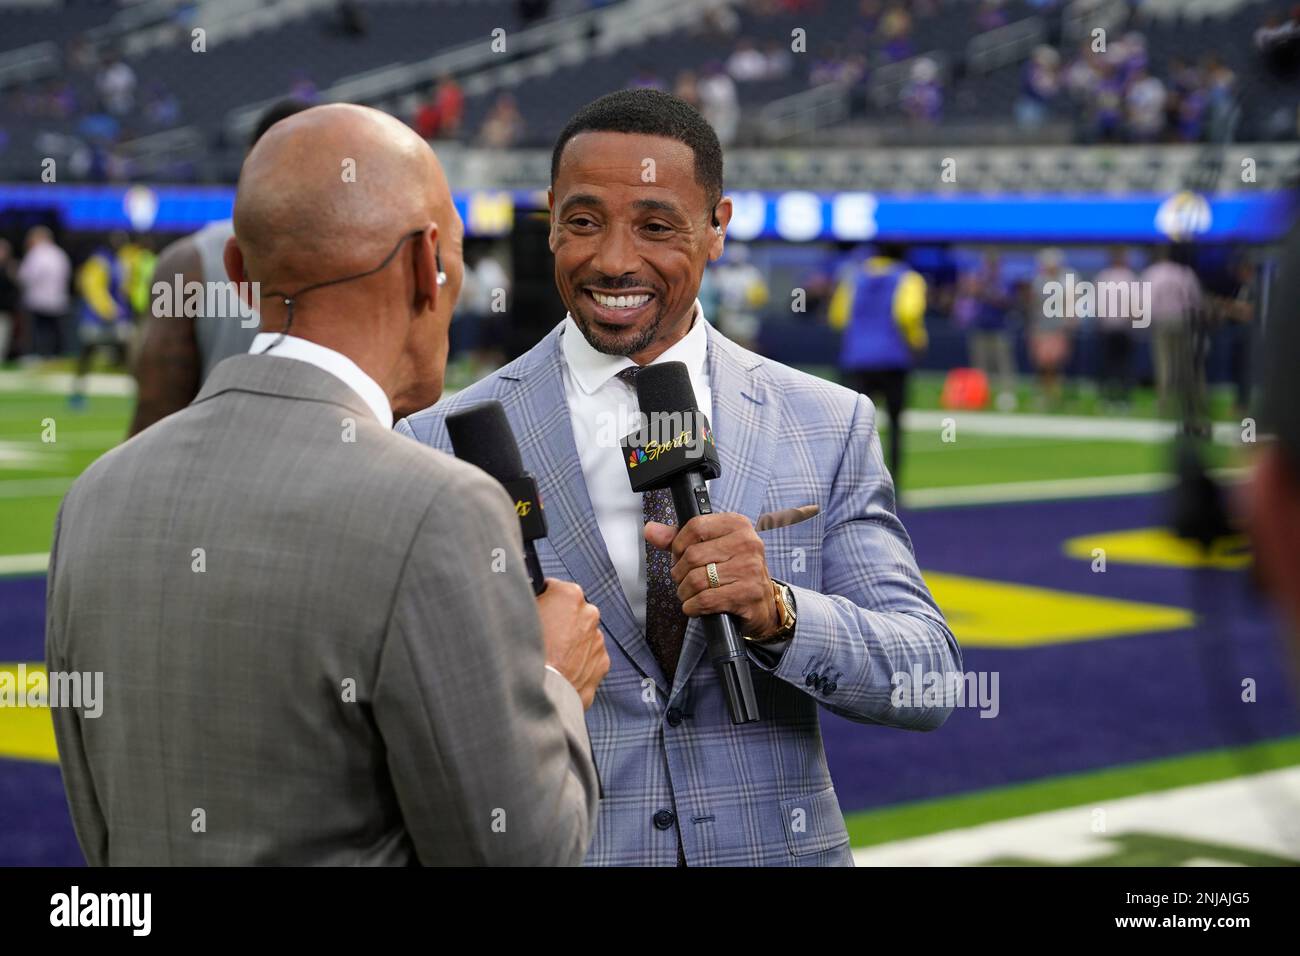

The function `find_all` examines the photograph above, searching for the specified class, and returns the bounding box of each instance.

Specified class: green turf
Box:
[799,367,1249,423]
[0,393,133,557]
[0,367,1245,557]
[844,735,1300,847]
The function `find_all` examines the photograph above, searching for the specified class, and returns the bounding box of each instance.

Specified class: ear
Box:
[412,223,440,315]
[223,236,245,283]
[222,236,257,311]
[708,196,733,262]
[547,188,558,254]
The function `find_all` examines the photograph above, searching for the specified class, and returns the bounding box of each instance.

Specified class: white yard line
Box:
[0,477,75,499]
[900,409,1248,446]
[0,553,51,575]
[853,766,1300,866]
[900,468,1247,509]
[0,370,134,397]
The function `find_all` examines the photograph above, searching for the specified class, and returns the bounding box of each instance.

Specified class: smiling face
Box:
[549,131,731,364]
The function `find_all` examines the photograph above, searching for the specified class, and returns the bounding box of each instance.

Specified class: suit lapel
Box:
[498,328,663,690]
[671,326,782,699]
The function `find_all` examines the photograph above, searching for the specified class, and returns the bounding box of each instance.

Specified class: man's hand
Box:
[536,579,609,709]
[644,513,781,639]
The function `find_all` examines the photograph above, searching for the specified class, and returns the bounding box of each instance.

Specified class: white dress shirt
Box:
[248,332,393,429]
[560,301,712,630]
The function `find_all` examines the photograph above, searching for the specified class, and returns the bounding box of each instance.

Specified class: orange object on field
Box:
[941,368,990,410]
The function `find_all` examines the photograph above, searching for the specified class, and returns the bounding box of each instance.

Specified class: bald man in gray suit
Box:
[46,105,608,866]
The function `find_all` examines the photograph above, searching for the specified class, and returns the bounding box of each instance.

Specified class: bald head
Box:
[226,103,467,417]
[232,103,456,288]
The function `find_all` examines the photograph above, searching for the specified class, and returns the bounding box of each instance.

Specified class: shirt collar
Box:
[248,333,393,429]
[560,299,709,396]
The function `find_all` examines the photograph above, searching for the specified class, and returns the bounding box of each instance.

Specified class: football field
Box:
[2,367,1297,866]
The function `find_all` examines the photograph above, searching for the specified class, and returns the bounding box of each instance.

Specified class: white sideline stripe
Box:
[0,477,74,498]
[900,468,1247,509]
[852,766,1300,866]
[0,553,50,575]
[900,409,1248,446]
[0,370,135,397]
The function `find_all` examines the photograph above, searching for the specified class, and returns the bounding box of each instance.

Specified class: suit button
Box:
[666,707,683,726]
[653,809,675,830]
[805,671,819,687]
[816,676,828,691]
[824,681,837,695]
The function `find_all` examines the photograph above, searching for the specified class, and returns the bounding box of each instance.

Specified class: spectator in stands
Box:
[1142,245,1204,419]
[1125,66,1167,142]
[141,81,181,129]
[673,70,701,109]
[1203,56,1237,140]
[1094,246,1139,411]
[478,93,525,148]
[878,4,914,63]
[1016,46,1060,128]
[901,58,942,125]
[978,0,1010,31]
[0,239,18,363]
[698,62,739,145]
[289,73,319,104]
[1167,58,1208,142]
[763,39,793,80]
[727,38,769,82]
[831,242,928,486]
[1028,248,1073,408]
[960,252,1017,412]
[414,84,442,140]
[17,227,71,358]
[434,74,464,138]
[96,56,136,117]
[629,66,667,91]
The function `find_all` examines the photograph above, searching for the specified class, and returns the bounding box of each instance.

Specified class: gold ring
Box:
[706,562,721,589]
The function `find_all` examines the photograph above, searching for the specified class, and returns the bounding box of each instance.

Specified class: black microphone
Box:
[447,401,548,595]
[620,361,761,725]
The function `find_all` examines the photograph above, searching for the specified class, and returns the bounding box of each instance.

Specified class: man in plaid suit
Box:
[397,90,960,866]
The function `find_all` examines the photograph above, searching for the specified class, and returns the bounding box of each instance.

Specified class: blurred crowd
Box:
[0,227,155,402]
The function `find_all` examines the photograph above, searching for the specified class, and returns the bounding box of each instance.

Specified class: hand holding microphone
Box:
[535,578,609,710]
[448,401,609,710]
[620,361,762,724]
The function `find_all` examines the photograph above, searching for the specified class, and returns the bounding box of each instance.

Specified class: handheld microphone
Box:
[447,401,548,595]
[620,361,761,725]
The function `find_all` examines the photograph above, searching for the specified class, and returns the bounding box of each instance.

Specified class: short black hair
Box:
[249,98,312,149]
[550,89,724,215]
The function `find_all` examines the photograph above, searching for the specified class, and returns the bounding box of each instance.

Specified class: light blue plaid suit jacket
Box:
[396,320,961,866]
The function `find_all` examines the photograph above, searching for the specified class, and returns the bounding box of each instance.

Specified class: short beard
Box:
[572,300,669,358]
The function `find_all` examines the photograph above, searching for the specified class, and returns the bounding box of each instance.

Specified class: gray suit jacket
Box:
[46,354,599,865]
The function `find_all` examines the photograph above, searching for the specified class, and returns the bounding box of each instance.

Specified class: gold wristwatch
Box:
[749,579,796,644]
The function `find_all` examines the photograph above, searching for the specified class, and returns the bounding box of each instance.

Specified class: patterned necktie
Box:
[617,366,689,680]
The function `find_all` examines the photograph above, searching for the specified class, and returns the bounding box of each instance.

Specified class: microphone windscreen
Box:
[446,401,525,482]
[634,361,699,415]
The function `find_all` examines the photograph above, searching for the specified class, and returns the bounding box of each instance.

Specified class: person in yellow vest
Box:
[829,242,927,488]
[71,232,133,408]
